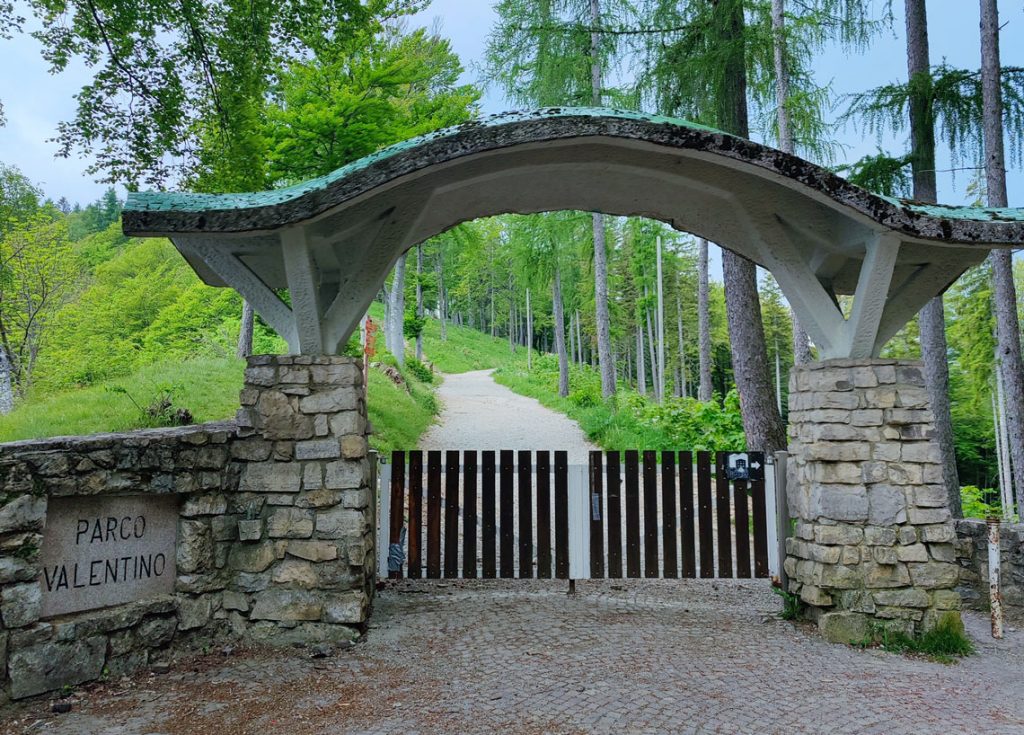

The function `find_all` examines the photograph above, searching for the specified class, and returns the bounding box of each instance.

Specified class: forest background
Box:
[0,0,1021,522]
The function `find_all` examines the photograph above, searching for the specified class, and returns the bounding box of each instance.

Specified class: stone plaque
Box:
[39,495,178,618]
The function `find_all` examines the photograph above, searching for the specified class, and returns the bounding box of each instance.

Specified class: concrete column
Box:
[785,359,961,643]
[230,355,374,644]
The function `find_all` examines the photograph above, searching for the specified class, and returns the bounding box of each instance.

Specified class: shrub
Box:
[960,485,1001,519]
[406,358,434,384]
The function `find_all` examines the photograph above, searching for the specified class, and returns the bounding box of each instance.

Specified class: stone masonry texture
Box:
[956,518,1024,609]
[785,359,962,643]
[0,355,374,702]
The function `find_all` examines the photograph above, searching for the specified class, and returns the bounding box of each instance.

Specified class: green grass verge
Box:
[0,353,439,454]
[857,612,974,664]
[0,357,246,442]
[420,316,526,374]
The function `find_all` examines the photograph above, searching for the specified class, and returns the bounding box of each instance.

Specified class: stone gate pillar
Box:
[785,359,961,643]
[227,354,375,643]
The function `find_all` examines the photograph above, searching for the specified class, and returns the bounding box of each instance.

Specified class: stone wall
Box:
[955,519,1024,610]
[784,359,962,643]
[0,355,374,702]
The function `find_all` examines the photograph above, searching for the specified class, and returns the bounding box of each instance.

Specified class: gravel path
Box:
[420,370,597,462]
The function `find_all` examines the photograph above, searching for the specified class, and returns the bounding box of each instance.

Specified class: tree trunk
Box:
[637,322,647,396]
[553,268,570,398]
[656,236,666,405]
[792,317,813,364]
[437,253,447,342]
[575,310,584,365]
[906,0,961,514]
[982,0,1024,514]
[0,347,13,415]
[236,300,254,359]
[590,0,616,398]
[676,273,686,399]
[415,245,424,362]
[645,304,658,403]
[771,0,793,153]
[697,238,713,402]
[526,288,533,370]
[713,0,787,451]
[569,311,577,365]
[389,253,407,367]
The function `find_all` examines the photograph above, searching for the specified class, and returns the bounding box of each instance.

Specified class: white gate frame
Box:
[567,464,590,580]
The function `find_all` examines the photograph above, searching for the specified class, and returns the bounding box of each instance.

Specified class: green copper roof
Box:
[123,107,1024,235]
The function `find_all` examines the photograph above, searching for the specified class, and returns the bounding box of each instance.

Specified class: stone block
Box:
[324,460,366,490]
[875,606,923,621]
[228,542,278,573]
[867,485,907,526]
[860,462,888,484]
[299,388,359,414]
[330,412,366,437]
[287,540,339,562]
[0,556,38,585]
[177,596,212,630]
[814,525,863,546]
[272,559,318,588]
[256,390,314,440]
[810,485,868,522]
[800,585,833,606]
[819,612,869,644]
[341,435,368,460]
[907,561,960,589]
[266,508,315,539]
[310,363,362,386]
[837,590,875,614]
[296,489,344,509]
[249,589,323,621]
[182,493,228,517]
[177,520,213,574]
[908,507,951,525]
[245,366,277,387]
[296,439,342,460]
[315,507,366,538]
[322,591,368,624]
[238,519,262,542]
[872,546,898,565]
[8,635,106,699]
[815,564,863,589]
[912,485,948,508]
[872,588,929,608]
[871,443,901,462]
[928,543,956,563]
[314,414,330,436]
[863,526,898,546]
[138,615,177,646]
[930,589,962,610]
[279,367,310,385]
[0,495,46,535]
[851,367,878,388]
[850,410,883,427]
[341,489,370,510]
[1,582,41,628]
[863,562,911,588]
[895,386,930,409]
[240,462,302,494]
[864,387,897,408]
[895,544,929,562]
[223,591,249,612]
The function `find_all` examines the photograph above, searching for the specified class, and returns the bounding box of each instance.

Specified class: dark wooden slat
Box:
[463,451,478,579]
[715,452,733,578]
[426,450,442,578]
[481,451,497,578]
[642,450,659,578]
[606,452,623,578]
[499,450,515,578]
[734,479,751,579]
[750,453,770,579]
[589,451,605,579]
[624,450,641,578]
[388,451,406,578]
[696,451,714,578]
[444,451,460,578]
[536,451,552,578]
[518,451,534,578]
[679,451,696,578]
[408,451,423,579]
[554,450,569,579]
[661,451,678,579]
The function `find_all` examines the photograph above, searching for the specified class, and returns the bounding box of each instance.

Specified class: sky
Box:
[0,0,1021,211]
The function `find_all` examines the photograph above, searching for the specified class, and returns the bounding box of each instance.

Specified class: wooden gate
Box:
[378,450,782,582]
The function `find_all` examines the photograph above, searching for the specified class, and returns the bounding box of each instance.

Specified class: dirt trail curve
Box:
[419,369,597,462]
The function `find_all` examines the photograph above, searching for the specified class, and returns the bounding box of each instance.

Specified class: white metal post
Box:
[568,464,591,579]
[769,451,789,589]
[988,517,1004,639]
[377,461,392,581]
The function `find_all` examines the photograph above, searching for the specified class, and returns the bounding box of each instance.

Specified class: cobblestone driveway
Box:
[5,579,1024,734]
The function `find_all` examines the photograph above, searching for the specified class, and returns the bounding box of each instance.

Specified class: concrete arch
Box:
[123,108,1024,357]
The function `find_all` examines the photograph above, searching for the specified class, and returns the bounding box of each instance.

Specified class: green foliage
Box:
[859,613,974,663]
[834,149,912,197]
[960,485,1000,520]
[366,363,438,455]
[264,26,479,186]
[772,586,802,621]
[405,358,434,384]
[21,0,428,188]
[106,384,194,428]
